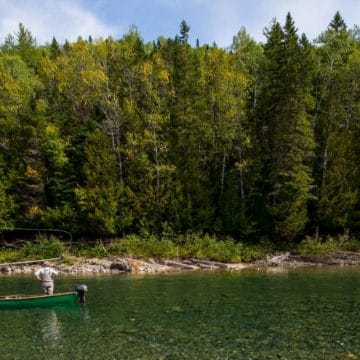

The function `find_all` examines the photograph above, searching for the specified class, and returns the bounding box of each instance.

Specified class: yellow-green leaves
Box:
[0,54,36,118]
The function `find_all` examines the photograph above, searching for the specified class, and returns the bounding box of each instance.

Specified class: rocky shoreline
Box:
[1,251,360,275]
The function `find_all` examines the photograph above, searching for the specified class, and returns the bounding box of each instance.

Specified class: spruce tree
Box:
[313,12,358,231]
[50,37,61,58]
[258,13,315,241]
[329,11,347,32]
[179,20,190,44]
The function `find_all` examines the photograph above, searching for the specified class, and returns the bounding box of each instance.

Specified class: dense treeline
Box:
[0,12,359,243]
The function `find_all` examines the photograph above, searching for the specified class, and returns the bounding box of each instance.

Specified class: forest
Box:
[0,12,359,245]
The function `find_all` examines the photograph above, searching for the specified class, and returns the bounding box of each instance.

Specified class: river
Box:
[0,267,359,359]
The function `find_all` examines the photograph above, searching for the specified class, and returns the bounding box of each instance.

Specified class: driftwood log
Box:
[159,259,198,270]
[287,253,360,265]
[189,259,228,268]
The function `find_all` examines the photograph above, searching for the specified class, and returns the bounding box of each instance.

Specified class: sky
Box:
[0,0,359,47]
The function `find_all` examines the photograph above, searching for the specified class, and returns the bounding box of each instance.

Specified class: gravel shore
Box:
[1,251,360,275]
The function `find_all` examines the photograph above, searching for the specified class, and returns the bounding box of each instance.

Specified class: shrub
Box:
[108,233,271,263]
[297,235,360,255]
[238,243,268,262]
[21,235,66,259]
[108,235,178,259]
[175,234,240,262]
[336,234,360,252]
[0,248,22,263]
[70,241,108,258]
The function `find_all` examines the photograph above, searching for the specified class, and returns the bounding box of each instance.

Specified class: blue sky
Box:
[0,0,359,46]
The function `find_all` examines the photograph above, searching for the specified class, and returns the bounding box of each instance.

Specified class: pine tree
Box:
[329,11,347,32]
[313,13,358,231]
[50,37,61,59]
[257,14,315,240]
[179,20,190,44]
[0,160,17,228]
[75,129,123,236]
[15,23,38,67]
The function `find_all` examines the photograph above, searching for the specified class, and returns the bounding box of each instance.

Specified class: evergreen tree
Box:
[15,23,38,67]
[329,11,347,32]
[313,13,358,231]
[257,14,315,240]
[0,160,17,228]
[0,14,358,241]
[50,37,61,59]
[179,20,190,44]
[75,129,122,235]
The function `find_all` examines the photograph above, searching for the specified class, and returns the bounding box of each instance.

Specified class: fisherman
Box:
[35,261,58,295]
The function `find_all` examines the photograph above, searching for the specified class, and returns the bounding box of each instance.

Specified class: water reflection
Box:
[41,310,62,346]
[38,305,90,352]
[81,305,90,322]
[265,266,289,275]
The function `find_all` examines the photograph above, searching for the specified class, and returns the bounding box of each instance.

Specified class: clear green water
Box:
[1,267,360,359]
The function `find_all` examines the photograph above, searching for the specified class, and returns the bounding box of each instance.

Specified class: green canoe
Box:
[0,292,78,309]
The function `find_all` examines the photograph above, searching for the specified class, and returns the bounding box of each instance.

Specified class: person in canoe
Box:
[35,261,58,295]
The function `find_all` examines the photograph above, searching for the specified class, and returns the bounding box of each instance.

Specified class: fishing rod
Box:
[0,228,73,245]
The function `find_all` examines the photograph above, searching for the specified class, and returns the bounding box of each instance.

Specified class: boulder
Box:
[0,266,11,273]
[110,259,131,272]
[85,258,112,267]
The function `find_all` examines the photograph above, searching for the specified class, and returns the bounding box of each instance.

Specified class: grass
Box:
[100,233,272,263]
[0,233,272,264]
[0,235,66,263]
[1,233,358,265]
[296,234,360,255]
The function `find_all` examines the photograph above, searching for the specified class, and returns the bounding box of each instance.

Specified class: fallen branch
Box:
[160,259,198,270]
[190,258,228,268]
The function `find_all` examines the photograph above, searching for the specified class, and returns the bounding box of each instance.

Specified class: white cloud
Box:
[0,0,358,47]
[0,0,120,44]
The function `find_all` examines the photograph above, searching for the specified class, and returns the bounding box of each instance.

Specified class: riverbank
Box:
[1,233,359,274]
[1,251,360,275]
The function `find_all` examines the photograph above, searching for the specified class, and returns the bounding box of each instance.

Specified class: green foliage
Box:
[108,233,271,263]
[108,235,178,259]
[0,248,21,263]
[297,236,340,255]
[75,129,122,235]
[0,172,16,228]
[40,203,77,231]
[0,235,66,262]
[42,124,69,168]
[70,241,108,258]
[174,234,239,262]
[258,13,315,240]
[0,16,358,245]
[297,235,360,255]
[0,53,36,117]
[21,235,66,259]
[61,256,76,266]
[313,13,359,231]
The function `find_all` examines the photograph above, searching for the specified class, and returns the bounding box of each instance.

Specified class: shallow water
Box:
[0,267,360,359]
